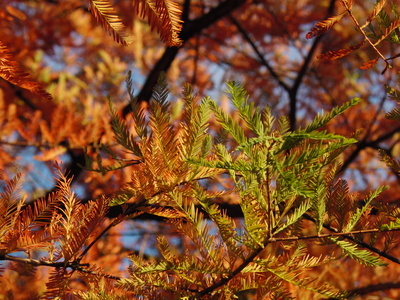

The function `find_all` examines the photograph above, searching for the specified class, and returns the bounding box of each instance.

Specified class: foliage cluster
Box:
[0,0,400,299]
[0,74,399,298]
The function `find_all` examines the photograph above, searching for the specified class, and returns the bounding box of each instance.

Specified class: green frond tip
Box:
[379,149,400,173]
[206,98,247,146]
[304,97,361,133]
[125,71,148,139]
[274,200,312,234]
[385,107,400,120]
[108,97,143,158]
[277,115,291,135]
[381,218,400,230]
[345,185,388,232]
[279,131,357,153]
[386,84,400,101]
[152,72,170,110]
[226,81,264,134]
[329,237,387,267]
[180,91,212,159]
[313,179,328,234]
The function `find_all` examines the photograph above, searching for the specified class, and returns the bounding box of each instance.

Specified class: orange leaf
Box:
[374,19,400,46]
[88,0,133,46]
[361,0,386,29]
[360,57,379,70]
[132,0,183,47]
[306,13,346,39]
[317,40,365,60]
[34,146,67,162]
[5,5,27,21]
[0,41,53,101]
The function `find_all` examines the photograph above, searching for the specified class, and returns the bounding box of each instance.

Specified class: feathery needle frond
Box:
[0,41,53,100]
[132,0,183,46]
[88,0,133,45]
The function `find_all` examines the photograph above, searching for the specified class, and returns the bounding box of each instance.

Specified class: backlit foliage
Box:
[0,41,53,101]
[0,163,111,298]
[0,0,400,298]
[1,76,399,298]
[88,0,134,46]
[131,0,183,46]
[88,0,182,46]
[0,0,182,100]
[105,78,393,299]
[307,0,400,72]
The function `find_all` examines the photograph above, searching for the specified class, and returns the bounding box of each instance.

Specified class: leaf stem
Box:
[341,0,389,66]
[197,244,266,297]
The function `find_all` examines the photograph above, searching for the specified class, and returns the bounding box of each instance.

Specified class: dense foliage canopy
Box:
[0,0,400,299]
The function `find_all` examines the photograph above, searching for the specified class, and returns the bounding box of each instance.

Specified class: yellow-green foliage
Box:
[1,76,397,299]
[101,76,390,299]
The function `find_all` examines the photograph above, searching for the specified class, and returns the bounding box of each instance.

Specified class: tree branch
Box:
[288,0,337,130]
[122,0,247,117]
[329,282,400,299]
[341,125,400,173]
[304,213,400,265]
[0,254,121,280]
[229,16,291,92]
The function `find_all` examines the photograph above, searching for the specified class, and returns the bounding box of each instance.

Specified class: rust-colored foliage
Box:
[0,41,53,101]
[308,0,400,71]
[317,40,365,61]
[88,0,133,46]
[360,57,380,70]
[132,0,183,47]
[306,12,346,39]
[0,0,400,298]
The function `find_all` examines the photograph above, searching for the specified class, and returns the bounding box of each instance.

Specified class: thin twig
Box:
[288,0,337,130]
[0,254,122,280]
[304,213,400,264]
[197,243,267,297]
[341,0,389,66]
[229,16,290,93]
[268,227,400,243]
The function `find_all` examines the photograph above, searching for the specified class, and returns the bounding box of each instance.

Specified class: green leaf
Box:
[227,81,266,137]
[313,176,328,234]
[207,98,247,147]
[329,238,387,267]
[179,86,211,159]
[381,218,400,230]
[303,98,361,133]
[344,185,388,232]
[274,200,312,234]
[109,97,143,157]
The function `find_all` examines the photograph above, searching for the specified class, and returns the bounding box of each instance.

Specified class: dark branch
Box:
[288,0,336,130]
[229,16,291,92]
[341,125,400,173]
[122,0,247,117]
[304,213,400,265]
[328,282,400,299]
